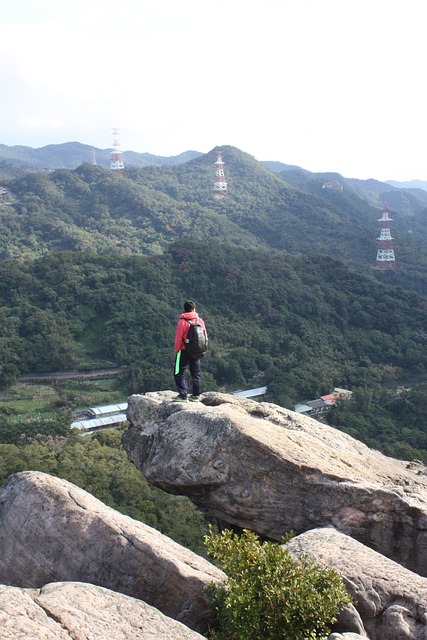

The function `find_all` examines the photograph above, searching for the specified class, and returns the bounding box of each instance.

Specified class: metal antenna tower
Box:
[376,205,396,269]
[213,150,227,197]
[110,128,124,172]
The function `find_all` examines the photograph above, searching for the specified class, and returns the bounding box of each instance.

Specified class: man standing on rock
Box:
[173,300,207,402]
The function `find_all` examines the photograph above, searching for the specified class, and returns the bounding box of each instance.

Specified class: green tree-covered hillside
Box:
[1,244,426,401]
[0,147,426,464]
[1,146,426,295]
[2,147,425,276]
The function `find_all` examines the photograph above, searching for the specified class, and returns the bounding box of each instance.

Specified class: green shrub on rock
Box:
[204,527,351,640]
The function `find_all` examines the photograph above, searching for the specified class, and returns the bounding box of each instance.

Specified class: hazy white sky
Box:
[1,0,426,181]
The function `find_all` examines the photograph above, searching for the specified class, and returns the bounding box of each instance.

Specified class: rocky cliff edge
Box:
[123,391,427,577]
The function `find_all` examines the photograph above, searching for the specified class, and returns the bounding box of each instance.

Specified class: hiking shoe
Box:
[172,395,189,402]
[189,395,201,402]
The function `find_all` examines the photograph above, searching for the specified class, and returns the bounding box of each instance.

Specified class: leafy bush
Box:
[204,527,351,640]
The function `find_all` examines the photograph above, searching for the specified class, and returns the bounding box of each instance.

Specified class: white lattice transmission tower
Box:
[110,128,124,172]
[213,150,227,197]
[376,205,396,269]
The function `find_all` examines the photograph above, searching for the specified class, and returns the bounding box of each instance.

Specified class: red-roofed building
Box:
[320,393,337,405]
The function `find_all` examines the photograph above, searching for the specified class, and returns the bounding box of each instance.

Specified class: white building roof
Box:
[87,403,128,417]
[233,387,267,398]
[71,414,127,431]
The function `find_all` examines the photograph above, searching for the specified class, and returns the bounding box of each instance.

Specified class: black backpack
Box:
[185,319,208,357]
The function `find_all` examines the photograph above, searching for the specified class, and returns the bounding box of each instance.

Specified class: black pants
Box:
[174,350,202,397]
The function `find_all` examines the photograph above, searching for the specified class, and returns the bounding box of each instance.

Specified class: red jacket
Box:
[174,311,207,354]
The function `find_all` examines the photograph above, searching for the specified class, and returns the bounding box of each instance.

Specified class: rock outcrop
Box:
[0,471,224,634]
[122,391,427,577]
[2,390,427,639]
[287,528,427,640]
[0,581,205,639]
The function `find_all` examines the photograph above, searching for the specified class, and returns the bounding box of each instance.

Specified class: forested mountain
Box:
[386,178,427,192]
[0,144,426,465]
[2,141,427,218]
[1,145,426,294]
[0,142,202,171]
[275,166,427,220]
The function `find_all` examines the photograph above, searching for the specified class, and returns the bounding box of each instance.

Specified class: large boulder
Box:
[122,391,427,576]
[0,471,224,633]
[287,527,427,640]
[0,581,205,639]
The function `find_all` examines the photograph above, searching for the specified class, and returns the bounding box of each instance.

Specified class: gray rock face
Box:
[0,581,205,639]
[0,471,224,634]
[287,528,427,640]
[122,391,427,576]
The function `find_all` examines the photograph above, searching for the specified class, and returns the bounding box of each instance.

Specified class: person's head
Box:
[184,300,196,312]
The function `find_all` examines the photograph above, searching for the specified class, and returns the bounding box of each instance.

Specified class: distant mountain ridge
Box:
[2,141,427,191]
[2,142,427,218]
[1,143,426,271]
[386,178,427,192]
[0,142,203,170]
[1,142,426,297]
[274,167,427,218]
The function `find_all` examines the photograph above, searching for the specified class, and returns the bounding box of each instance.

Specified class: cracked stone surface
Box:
[0,581,206,639]
[287,528,427,640]
[122,391,427,576]
[0,471,224,634]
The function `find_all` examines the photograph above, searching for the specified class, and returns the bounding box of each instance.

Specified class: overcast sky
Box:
[1,0,425,181]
